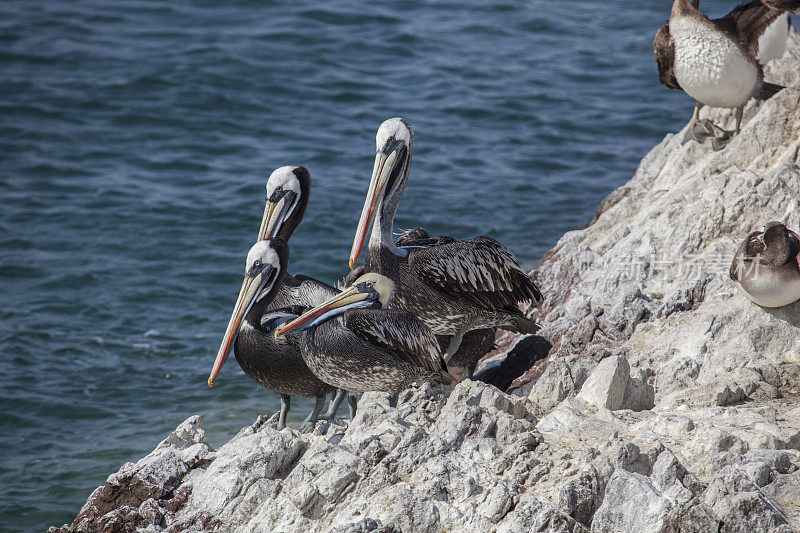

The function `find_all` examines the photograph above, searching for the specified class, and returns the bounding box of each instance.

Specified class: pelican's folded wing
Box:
[345,308,446,374]
[408,236,543,311]
[654,24,681,90]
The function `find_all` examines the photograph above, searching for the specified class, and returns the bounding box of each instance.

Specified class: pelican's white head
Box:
[349,118,415,268]
[245,239,282,276]
[375,117,414,152]
[259,166,309,241]
[266,166,303,198]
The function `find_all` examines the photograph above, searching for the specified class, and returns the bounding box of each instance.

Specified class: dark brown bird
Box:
[342,227,496,379]
[347,118,543,367]
[276,272,454,394]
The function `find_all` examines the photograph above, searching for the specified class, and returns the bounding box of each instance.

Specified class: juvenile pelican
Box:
[208,238,335,430]
[276,272,453,394]
[348,118,543,364]
[344,227,496,379]
[654,0,797,149]
[730,221,800,307]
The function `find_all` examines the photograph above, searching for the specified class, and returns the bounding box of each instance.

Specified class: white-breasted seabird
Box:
[654,0,798,150]
[730,221,800,308]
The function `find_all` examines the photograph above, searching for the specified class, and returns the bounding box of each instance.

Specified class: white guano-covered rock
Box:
[576,355,630,411]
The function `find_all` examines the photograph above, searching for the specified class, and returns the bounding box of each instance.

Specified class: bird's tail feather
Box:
[510,315,541,334]
[756,82,785,101]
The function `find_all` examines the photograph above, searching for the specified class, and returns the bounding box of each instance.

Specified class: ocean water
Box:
[1,0,786,529]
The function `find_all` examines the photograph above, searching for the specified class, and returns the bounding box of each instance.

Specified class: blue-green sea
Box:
[2,1,787,530]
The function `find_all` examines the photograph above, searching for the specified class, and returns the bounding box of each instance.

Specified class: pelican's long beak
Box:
[208,266,275,387]
[349,147,402,269]
[258,191,296,241]
[275,286,369,336]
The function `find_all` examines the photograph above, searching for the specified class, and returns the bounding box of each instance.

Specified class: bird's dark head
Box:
[349,118,414,269]
[258,166,310,242]
[208,238,289,387]
[762,221,792,264]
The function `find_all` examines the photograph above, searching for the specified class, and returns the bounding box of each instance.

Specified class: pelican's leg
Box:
[683,101,715,144]
[467,364,477,380]
[277,394,291,430]
[712,106,743,151]
[319,390,347,420]
[347,394,358,419]
[388,394,398,408]
[443,331,465,364]
[301,395,325,432]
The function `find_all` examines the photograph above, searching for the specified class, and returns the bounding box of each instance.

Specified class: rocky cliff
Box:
[53,31,800,533]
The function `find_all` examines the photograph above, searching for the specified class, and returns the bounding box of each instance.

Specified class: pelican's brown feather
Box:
[344,308,447,375]
[407,236,543,312]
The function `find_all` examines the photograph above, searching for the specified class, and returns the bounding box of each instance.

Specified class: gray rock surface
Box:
[53,31,800,533]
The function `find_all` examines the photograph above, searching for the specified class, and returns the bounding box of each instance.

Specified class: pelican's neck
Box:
[369,200,400,256]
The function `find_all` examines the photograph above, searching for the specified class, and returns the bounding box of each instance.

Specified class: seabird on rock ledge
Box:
[730,221,800,308]
[343,226,497,380]
[348,118,543,365]
[276,272,454,395]
[208,167,351,431]
[654,0,798,150]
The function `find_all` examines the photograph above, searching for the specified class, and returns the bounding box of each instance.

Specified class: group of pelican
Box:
[654,0,797,150]
[202,1,800,431]
[207,118,543,430]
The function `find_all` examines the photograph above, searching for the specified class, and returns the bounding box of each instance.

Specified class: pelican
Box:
[348,118,543,365]
[276,272,453,394]
[730,221,800,308]
[258,166,360,420]
[208,238,336,430]
[207,167,351,430]
[654,0,797,150]
[343,227,496,379]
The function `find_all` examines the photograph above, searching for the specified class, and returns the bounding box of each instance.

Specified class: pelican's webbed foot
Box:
[300,395,326,433]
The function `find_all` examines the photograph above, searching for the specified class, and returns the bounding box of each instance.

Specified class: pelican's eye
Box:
[253,260,263,269]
